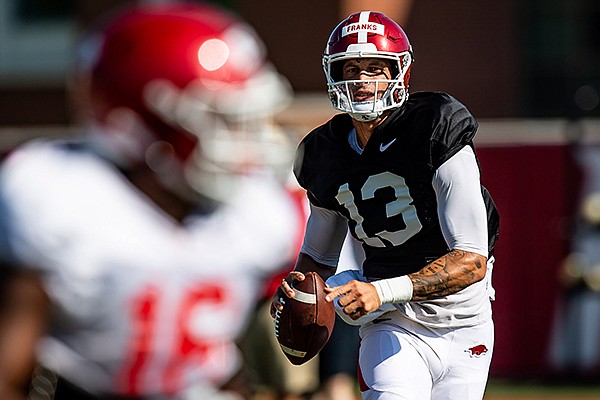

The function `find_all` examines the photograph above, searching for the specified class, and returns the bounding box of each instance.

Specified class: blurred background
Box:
[1,0,600,391]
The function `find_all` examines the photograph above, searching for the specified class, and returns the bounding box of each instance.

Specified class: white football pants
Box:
[357,314,494,400]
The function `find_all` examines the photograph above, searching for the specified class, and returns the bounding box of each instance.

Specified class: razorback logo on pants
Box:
[466,344,488,357]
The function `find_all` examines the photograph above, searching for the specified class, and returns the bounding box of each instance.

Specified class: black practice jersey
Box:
[294,92,500,279]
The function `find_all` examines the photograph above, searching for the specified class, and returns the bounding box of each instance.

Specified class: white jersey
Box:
[0,140,300,397]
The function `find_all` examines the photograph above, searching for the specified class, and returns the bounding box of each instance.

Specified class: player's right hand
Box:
[269,271,305,318]
[325,279,381,320]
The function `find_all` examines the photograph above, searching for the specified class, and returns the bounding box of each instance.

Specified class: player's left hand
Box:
[325,280,382,320]
[269,270,305,318]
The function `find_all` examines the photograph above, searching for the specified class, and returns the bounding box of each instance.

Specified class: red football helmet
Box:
[322,11,413,121]
[73,2,293,205]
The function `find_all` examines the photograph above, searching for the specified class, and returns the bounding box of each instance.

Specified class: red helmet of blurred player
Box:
[74,2,293,205]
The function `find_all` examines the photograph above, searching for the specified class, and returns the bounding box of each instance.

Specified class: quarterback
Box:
[0,3,299,400]
[272,11,500,400]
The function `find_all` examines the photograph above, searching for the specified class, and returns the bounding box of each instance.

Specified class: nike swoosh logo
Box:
[379,138,397,152]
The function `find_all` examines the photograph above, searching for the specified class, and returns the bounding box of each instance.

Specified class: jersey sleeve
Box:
[0,145,57,271]
[293,133,310,188]
[292,115,353,210]
[299,203,348,268]
[428,94,479,170]
[432,146,488,257]
[293,133,326,206]
[294,134,329,208]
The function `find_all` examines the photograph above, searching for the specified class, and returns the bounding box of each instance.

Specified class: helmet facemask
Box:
[324,51,412,121]
[141,65,294,206]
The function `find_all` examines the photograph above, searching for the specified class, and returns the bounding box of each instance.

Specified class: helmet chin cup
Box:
[350,111,380,122]
[349,100,383,121]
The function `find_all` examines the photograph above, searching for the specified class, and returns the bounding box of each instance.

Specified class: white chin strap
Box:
[350,112,380,122]
[349,100,385,121]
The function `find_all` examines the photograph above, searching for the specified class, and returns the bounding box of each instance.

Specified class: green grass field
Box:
[485,379,600,399]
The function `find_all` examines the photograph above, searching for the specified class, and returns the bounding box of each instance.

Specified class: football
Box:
[274,272,336,365]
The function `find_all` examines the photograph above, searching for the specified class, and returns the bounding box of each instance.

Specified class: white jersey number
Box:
[335,171,423,247]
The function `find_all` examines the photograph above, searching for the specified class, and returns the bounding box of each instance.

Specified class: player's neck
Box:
[352,113,388,147]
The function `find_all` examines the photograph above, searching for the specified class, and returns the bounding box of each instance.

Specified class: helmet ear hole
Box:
[404,64,412,87]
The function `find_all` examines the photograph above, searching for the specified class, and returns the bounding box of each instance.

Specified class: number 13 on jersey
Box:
[335,171,423,247]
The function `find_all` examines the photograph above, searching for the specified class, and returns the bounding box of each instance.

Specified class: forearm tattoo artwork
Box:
[409,249,485,300]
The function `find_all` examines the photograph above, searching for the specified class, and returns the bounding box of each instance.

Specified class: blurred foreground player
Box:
[0,3,299,400]
[272,11,500,400]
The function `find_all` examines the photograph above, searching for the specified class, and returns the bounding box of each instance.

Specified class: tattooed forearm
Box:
[408,249,486,301]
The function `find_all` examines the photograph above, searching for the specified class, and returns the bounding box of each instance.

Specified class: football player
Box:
[0,3,300,400]
[272,11,500,400]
